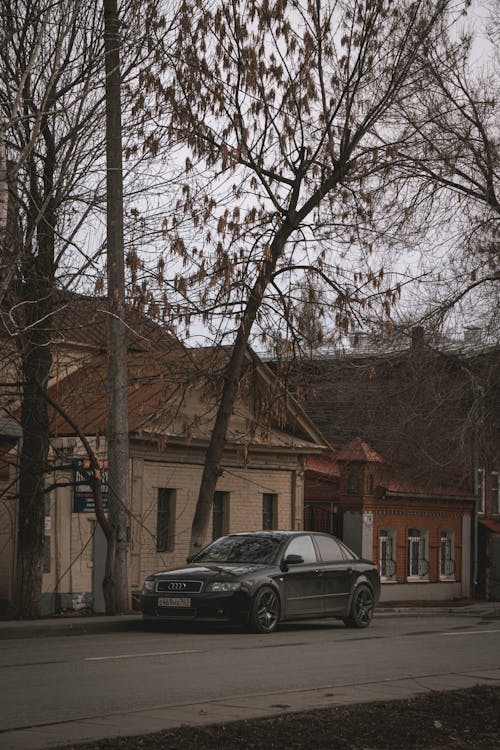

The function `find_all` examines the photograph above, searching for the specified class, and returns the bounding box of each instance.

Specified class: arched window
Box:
[379,529,396,580]
[347,474,356,494]
[439,529,455,579]
[407,528,429,579]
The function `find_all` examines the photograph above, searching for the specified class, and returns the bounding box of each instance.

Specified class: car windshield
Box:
[193,535,282,564]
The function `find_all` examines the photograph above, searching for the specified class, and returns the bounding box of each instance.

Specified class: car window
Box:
[193,535,281,564]
[315,535,345,562]
[285,535,317,564]
[338,540,359,560]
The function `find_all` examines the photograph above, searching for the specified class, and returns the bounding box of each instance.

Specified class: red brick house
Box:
[280,333,499,600]
[305,437,474,602]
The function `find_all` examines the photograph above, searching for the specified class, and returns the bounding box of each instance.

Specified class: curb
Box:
[1,604,499,639]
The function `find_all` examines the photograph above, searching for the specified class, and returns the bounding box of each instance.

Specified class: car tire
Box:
[343,583,374,628]
[249,586,280,633]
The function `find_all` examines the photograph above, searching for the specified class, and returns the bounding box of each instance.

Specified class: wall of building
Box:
[343,512,363,556]
[332,504,471,602]
[379,581,464,602]
[134,456,302,587]
[26,445,306,614]
[371,507,465,582]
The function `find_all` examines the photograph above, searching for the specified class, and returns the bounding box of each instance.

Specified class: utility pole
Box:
[103,0,130,613]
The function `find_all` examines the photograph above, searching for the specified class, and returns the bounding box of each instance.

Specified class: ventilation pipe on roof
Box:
[411,326,425,350]
[349,330,371,351]
[464,326,482,347]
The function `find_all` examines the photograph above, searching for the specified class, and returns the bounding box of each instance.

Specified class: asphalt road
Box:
[1,612,499,749]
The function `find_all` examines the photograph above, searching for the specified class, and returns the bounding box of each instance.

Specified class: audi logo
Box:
[167,582,187,591]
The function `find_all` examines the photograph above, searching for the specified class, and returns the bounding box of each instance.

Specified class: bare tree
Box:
[165,0,463,551]
[0,0,107,617]
[389,10,499,330]
[0,0,174,616]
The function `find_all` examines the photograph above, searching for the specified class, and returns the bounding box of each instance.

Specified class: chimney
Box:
[349,330,371,351]
[463,326,482,347]
[411,326,425,350]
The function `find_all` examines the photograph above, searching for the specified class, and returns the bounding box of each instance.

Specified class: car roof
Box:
[228,531,326,539]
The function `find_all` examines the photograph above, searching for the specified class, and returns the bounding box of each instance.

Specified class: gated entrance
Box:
[304,501,343,538]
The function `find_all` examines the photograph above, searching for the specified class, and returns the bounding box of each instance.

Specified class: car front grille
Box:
[156,580,204,593]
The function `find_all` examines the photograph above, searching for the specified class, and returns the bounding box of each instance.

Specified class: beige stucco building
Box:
[0,299,326,613]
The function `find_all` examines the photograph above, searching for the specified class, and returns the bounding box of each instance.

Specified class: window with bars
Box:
[262,493,278,530]
[379,529,396,580]
[156,488,176,552]
[475,468,485,513]
[492,472,499,515]
[212,491,230,540]
[439,529,455,579]
[407,528,429,579]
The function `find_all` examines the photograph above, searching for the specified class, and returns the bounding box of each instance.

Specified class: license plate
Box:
[158,597,191,608]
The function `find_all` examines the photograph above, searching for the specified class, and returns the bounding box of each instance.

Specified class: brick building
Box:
[305,438,474,602]
[284,332,500,600]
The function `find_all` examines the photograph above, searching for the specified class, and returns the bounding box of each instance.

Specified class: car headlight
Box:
[142,578,155,593]
[206,581,241,593]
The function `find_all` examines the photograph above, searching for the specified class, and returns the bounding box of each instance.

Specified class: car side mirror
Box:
[281,553,304,571]
[186,553,195,563]
[286,554,304,565]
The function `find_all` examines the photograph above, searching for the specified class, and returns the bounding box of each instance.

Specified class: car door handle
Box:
[313,570,324,575]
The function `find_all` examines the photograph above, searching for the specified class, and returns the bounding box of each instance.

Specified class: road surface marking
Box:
[441,629,500,637]
[85,649,200,661]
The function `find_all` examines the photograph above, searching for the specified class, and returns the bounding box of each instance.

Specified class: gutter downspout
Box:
[472,490,479,597]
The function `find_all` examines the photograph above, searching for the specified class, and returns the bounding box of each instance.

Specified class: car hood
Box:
[154,563,268,580]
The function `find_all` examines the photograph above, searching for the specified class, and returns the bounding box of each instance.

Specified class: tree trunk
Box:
[190,160,348,553]
[16,318,51,617]
[0,131,7,253]
[190,229,291,552]
[16,236,54,617]
[104,0,130,613]
[15,95,56,616]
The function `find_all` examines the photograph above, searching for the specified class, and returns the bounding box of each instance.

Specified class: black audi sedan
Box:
[140,531,380,633]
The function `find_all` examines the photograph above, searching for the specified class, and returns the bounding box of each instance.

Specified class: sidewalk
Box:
[0,600,499,639]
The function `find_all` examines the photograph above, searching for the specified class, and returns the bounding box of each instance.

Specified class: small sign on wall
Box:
[73,458,109,513]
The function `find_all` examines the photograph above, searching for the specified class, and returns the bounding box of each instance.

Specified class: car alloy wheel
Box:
[250,586,280,633]
[344,583,374,628]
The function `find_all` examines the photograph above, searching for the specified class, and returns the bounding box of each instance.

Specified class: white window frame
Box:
[439,529,455,580]
[407,528,429,581]
[492,471,499,515]
[379,529,397,581]
[475,468,485,514]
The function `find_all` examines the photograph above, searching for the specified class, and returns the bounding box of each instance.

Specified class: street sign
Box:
[73,458,109,513]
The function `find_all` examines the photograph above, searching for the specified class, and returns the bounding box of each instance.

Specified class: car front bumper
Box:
[140,590,250,624]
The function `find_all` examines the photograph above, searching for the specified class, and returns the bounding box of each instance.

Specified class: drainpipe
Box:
[472,495,478,597]
[464,367,483,600]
